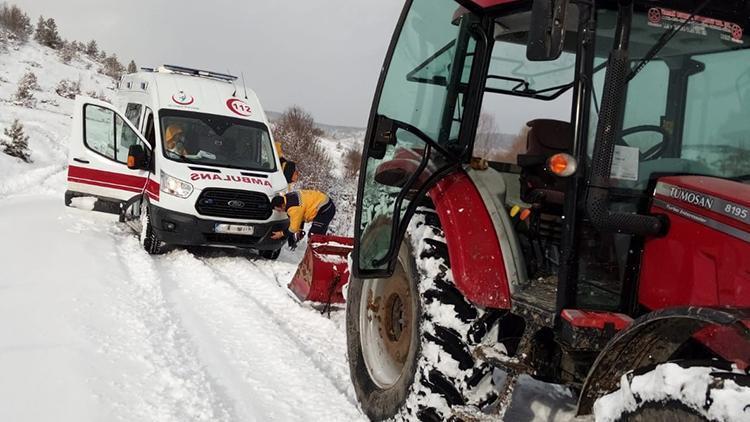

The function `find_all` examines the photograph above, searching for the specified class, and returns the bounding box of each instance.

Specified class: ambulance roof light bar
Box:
[142,65,239,82]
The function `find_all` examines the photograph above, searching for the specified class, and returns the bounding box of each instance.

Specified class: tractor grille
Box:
[195,188,271,220]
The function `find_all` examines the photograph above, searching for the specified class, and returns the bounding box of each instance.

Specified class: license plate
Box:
[214,223,255,235]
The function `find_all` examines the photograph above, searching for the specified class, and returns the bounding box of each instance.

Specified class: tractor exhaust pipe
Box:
[586,0,666,237]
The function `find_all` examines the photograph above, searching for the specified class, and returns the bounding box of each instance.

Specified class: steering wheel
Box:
[619,125,671,161]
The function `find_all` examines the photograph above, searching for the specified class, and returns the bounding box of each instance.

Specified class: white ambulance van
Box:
[65,65,289,259]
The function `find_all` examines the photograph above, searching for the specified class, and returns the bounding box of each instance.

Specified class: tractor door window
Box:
[355,0,480,275]
[475,16,578,164]
[683,48,750,178]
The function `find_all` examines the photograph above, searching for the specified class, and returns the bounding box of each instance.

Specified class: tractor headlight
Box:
[160,171,194,198]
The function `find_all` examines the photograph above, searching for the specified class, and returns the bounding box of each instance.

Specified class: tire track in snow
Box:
[0,163,65,199]
[109,235,234,422]
[153,250,365,421]
[202,257,361,408]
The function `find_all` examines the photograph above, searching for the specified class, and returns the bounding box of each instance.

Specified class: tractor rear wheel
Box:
[346,209,499,421]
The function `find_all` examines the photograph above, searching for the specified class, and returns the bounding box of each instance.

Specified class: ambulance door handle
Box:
[73,158,90,164]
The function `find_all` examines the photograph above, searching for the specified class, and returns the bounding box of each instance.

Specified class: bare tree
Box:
[59,40,77,64]
[490,125,528,163]
[473,112,498,158]
[100,54,125,80]
[272,106,334,191]
[0,4,32,42]
[343,148,362,178]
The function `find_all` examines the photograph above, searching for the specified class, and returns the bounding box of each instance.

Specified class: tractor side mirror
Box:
[527,0,569,61]
[127,144,148,170]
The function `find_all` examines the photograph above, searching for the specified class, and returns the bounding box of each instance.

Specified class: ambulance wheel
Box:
[346,209,500,421]
[139,200,164,255]
[259,248,281,260]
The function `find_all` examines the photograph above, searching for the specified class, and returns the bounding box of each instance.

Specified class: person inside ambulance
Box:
[164,124,189,158]
[270,190,336,249]
[164,122,217,161]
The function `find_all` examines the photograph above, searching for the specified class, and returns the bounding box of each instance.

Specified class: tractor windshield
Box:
[590,5,750,189]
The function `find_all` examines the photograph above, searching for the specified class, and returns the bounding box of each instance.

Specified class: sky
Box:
[10,0,405,127]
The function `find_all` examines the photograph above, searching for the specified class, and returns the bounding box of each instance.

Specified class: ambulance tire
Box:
[260,248,281,260]
[139,201,164,255]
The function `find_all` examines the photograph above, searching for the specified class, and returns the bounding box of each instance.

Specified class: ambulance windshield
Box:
[160,110,276,171]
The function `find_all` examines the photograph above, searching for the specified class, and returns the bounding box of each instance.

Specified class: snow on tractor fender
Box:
[288,234,353,304]
[578,306,750,416]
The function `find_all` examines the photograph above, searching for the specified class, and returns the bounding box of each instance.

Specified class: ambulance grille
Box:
[195,188,271,220]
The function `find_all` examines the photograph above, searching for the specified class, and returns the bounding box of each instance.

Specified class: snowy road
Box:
[0,189,366,422]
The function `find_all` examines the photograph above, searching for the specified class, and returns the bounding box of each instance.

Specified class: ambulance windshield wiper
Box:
[628,0,713,82]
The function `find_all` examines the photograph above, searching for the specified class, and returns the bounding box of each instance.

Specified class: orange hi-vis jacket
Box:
[284,190,329,233]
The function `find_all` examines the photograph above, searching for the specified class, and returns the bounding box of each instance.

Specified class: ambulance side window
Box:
[115,115,142,164]
[124,103,142,128]
[84,104,145,164]
[84,104,116,160]
[143,108,156,149]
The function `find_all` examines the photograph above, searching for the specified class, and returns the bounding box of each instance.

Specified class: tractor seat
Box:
[517,119,573,205]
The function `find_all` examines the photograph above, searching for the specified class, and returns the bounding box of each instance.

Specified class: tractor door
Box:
[66,97,152,209]
[353,0,487,278]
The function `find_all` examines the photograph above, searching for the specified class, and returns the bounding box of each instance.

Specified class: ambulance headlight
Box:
[160,171,194,198]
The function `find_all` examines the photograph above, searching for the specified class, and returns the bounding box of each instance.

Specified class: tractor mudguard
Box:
[428,170,511,309]
[577,307,750,415]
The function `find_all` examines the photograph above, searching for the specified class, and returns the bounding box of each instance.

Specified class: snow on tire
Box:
[139,199,164,255]
[594,362,750,422]
[347,208,499,421]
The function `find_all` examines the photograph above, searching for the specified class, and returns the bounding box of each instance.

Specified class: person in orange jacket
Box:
[270,190,336,248]
[165,124,188,157]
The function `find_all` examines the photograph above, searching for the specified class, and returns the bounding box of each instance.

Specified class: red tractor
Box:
[344,0,750,420]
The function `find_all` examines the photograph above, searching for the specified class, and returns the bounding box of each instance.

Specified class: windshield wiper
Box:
[628,0,713,82]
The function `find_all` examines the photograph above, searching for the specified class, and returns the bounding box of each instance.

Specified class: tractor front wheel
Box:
[346,209,499,421]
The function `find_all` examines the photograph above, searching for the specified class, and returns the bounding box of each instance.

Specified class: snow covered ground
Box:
[0,39,585,421]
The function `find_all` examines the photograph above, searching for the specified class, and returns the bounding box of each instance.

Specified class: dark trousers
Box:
[310,200,336,235]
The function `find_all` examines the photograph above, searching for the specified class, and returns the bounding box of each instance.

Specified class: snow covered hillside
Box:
[0,40,114,196]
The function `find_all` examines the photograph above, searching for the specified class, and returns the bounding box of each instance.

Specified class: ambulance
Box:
[65,65,289,259]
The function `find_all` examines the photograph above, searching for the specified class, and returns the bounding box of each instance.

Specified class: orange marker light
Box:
[520,208,532,221]
[547,153,577,177]
[127,155,136,168]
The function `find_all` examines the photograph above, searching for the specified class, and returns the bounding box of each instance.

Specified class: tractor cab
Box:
[348,0,750,420]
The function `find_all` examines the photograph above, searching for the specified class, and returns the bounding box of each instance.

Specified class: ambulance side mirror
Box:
[527,0,569,61]
[127,144,148,170]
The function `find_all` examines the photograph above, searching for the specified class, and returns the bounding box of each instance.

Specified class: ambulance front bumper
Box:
[149,204,288,250]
